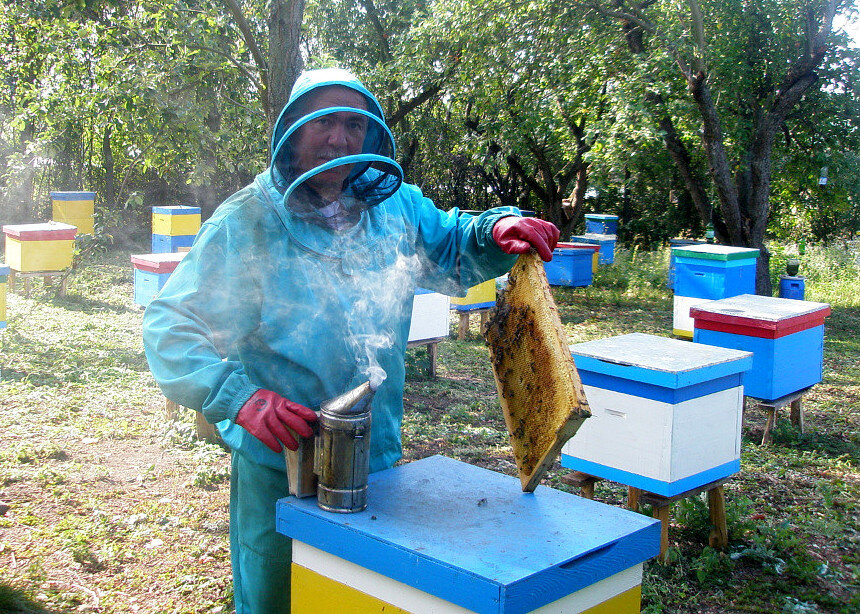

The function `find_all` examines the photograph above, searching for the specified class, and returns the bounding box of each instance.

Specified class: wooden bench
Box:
[7,270,68,298]
[455,307,494,340]
[747,387,811,445]
[561,471,730,563]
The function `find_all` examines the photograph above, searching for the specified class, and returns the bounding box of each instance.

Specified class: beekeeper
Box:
[142,67,558,613]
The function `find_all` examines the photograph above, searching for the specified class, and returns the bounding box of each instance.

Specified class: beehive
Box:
[408,289,450,343]
[484,252,590,492]
[671,244,758,338]
[691,294,831,401]
[585,214,619,235]
[2,222,77,272]
[561,333,752,497]
[570,233,616,264]
[277,455,660,614]
[0,263,9,329]
[51,191,95,234]
[151,206,201,253]
[449,278,496,311]
[544,243,594,286]
[130,252,187,307]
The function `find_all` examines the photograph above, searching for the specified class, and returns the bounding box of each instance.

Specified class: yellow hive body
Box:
[450,278,496,306]
[484,252,591,492]
[52,201,94,234]
[4,238,75,272]
[0,282,6,322]
[152,212,202,236]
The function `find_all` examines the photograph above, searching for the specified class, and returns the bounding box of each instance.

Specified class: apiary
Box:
[130,252,187,307]
[544,243,594,286]
[585,214,619,235]
[561,333,753,497]
[151,206,201,253]
[2,222,77,272]
[671,244,758,338]
[449,278,496,311]
[0,263,8,329]
[277,455,660,614]
[407,289,450,343]
[691,294,831,401]
[570,233,616,265]
[51,191,96,234]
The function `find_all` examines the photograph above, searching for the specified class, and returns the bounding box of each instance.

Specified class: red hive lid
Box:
[131,252,188,274]
[690,294,831,339]
[2,222,78,241]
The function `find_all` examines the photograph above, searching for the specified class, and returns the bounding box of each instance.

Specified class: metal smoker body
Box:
[313,381,374,513]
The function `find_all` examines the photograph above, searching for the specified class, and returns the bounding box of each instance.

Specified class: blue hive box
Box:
[671,244,759,338]
[561,333,752,497]
[151,233,195,253]
[571,233,616,264]
[585,214,619,235]
[277,455,660,614]
[691,294,831,401]
[667,239,707,289]
[544,245,593,287]
[131,252,187,307]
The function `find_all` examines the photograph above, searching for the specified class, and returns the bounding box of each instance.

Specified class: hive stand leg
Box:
[559,471,599,499]
[761,405,776,445]
[23,276,31,299]
[707,486,729,550]
[165,398,180,421]
[427,342,438,378]
[790,397,805,434]
[480,310,490,331]
[194,411,222,444]
[7,271,14,293]
[458,313,470,340]
[627,487,641,512]
[653,503,671,563]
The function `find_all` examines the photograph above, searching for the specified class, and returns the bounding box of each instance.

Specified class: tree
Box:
[592,0,849,294]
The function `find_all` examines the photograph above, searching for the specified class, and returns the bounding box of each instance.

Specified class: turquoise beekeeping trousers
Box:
[230,451,292,614]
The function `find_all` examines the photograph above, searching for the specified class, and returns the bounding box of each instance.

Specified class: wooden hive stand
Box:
[406,337,444,377]
[747,387,810,445]
[562,471,731,563]
[457,307,494,340]
[7,270,68,298]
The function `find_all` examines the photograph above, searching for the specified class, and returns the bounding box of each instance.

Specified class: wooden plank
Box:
[707,486,729,549]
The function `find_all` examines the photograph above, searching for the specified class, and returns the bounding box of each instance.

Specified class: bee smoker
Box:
[285,381,375,513]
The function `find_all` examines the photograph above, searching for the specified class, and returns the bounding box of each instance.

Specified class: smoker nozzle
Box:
[320,380,375,418]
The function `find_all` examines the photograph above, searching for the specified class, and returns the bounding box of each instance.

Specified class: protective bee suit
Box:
[142,68,520,613]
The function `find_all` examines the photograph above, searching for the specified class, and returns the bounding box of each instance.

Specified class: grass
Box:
[0,241,858,613]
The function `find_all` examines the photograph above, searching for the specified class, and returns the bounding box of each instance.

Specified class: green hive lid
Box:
[671,244,760,261]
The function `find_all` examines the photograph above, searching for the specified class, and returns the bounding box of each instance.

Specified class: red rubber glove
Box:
[492,216,560,262]
[235,389,317,452]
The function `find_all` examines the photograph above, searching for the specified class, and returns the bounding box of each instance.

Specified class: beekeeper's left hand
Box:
[492,216,560,262]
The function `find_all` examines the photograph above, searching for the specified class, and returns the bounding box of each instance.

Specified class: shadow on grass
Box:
[0,581,59,614]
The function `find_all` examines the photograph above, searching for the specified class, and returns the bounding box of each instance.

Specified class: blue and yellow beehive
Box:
[277,455,660,613]
[151,206,201,253]
[51,191,96,235]
[2,222,77,272]
[671,244,759,338]
[571,233,616,265]
[562,333,752,497]
[130,252,187,307]
[691,294,831,401]
[449,278,496,311]
[0,263,9,329]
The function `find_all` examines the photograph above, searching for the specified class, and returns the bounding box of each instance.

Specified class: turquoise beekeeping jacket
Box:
[142,169,518,472]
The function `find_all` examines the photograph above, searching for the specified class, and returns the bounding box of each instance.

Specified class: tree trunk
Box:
[267,0,305,129]
[102,126,116,208]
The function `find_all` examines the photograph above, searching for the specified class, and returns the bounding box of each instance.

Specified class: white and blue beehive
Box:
[691,294,831,402]
[561,333,752,497]
[408,289,451,343]
[0,263,9,329]
[544,243,594,287]
[130,252,187,307]
[277,455,660,614]
[585,214,619,235]
[570,233,616,265]
[671,244,758,338]
[151,206,201,253]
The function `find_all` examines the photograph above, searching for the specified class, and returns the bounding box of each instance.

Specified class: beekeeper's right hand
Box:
[235,389,317,452]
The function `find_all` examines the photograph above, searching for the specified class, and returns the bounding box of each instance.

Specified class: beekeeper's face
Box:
[292,86,369,200]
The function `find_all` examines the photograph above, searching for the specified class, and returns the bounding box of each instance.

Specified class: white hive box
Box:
[408,288,450,343]
[561,333,753,497]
